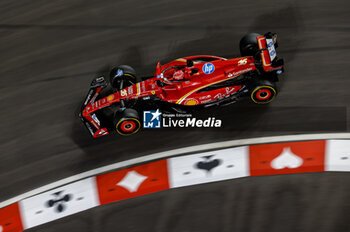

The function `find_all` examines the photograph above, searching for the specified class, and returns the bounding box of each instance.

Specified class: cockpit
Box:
[155,56,224,86]
[158,60,199,84]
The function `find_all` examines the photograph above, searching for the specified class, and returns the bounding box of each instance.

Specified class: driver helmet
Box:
[173,70,185,80]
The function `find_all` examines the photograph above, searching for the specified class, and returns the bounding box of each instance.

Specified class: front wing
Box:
[79,77,110,138]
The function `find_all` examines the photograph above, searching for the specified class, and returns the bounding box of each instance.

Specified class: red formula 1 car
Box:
[80,32,284,137]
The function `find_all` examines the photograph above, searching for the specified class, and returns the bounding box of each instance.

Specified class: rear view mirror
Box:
[187,59,194,67]
[190,68,199,75]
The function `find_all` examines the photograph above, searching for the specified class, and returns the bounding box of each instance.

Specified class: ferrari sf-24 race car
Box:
[80,32,284,137]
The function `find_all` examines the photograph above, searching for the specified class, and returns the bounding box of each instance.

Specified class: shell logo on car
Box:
[185,99,198,105]
[107,95,114,101]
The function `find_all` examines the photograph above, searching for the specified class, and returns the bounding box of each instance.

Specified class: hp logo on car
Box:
[202,63,215,74]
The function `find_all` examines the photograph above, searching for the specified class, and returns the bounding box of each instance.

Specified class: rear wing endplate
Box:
[257,32,284,72]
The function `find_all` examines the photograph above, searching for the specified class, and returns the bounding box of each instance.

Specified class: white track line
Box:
[1,132,350,208]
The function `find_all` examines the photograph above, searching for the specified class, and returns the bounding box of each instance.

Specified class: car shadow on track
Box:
[247,5,304,93]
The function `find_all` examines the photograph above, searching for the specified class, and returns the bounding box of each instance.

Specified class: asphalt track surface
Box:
[0,0,349,231]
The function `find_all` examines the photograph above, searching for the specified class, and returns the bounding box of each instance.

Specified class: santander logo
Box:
[227,67,253,78]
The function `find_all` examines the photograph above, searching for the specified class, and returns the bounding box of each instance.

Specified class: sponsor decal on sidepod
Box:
[202,63,215,74]
[227,67,253,78]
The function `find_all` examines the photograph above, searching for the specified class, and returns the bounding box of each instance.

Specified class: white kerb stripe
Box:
[1,132,350,208]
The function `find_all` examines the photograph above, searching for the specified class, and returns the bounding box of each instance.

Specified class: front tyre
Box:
[110,65,141,90]
[251,81,277,104]
[114,109,141,136]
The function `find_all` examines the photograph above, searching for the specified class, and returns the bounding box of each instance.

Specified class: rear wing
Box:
[257,32,284,73]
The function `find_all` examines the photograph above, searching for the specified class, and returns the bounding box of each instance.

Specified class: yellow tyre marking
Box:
[251,85,276,104]
[116,118,141,136]
[124,73,135,79]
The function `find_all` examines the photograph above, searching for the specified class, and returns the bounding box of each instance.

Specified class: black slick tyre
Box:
[114,109,141,136]
[251,80,277,104]
[109,65,141,90]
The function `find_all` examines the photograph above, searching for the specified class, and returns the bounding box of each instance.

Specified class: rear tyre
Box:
[251,80,277,104]
[114,108,141,136]
[109,65,141,90]
[239,33,261,57]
